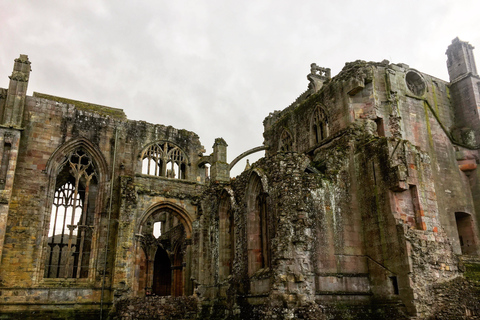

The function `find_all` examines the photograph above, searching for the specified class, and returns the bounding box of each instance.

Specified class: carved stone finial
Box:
[9,71,29,82]
[307,63,331,93]
[14,55,31,65]
[309,63,331,79]
[214,137,228,147]
[244,159,251,171]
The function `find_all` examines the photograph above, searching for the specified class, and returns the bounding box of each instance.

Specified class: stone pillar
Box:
[210,138,229,182]
[268,153,316,308]
[447,38,480,145]
[0,130,21,263]
[2,55,31,128]
[447,39,480,243]
[447,37,478,81]
[0,56,29,264]
[307,63,331,93]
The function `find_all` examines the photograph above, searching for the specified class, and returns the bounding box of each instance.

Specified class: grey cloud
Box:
[1,0,479,176]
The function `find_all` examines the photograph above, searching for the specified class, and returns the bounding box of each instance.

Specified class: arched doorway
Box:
[153,246,172,296]
[134,202,193,297]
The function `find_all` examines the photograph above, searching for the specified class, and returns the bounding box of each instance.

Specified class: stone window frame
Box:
[405,70,426,97]
[44,150,97,279]
[218,189,235,282]
[246,171,271,277]
[38,138,108,283]
[310,105,329,146]
[279,129,294,152]
[140,141,189,180]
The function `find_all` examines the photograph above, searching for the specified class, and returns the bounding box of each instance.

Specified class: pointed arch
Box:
[310,105,329,146]
[279,129,294,152]
[139,141,189,179]
[137,202,193,240]
[218,188,236,281]
[41,138,109,280]
[135,201,194,297]
[246,171,270,277]
[46,137,109,180]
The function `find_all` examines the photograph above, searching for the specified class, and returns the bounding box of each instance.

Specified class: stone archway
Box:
[134,202,193,297]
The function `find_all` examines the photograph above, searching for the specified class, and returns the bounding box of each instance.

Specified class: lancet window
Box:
[142,142,187,179]
[45,149,97,278]
[247,173,270,276]
[279,130,293,152]
[312,107,328,144]
[218,191,235,281]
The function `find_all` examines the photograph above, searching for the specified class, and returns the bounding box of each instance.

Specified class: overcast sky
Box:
[1,1,479,176]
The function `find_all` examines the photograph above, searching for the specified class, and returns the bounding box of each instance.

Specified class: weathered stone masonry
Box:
[0,38,480,319]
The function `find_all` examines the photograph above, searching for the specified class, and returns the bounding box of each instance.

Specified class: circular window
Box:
[405,71,426,96]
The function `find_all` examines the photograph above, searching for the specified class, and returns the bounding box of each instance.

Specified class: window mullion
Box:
[65,172,81,278]
[75,174,92,278]
[56,203,69,278]
[47,203,60,277]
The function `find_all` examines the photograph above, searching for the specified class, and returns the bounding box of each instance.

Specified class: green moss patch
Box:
[464,263,480,283]
[33,92,126,119]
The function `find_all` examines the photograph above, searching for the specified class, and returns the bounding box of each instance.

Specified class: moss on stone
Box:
[464,263,480,283]
[33,92,126,119]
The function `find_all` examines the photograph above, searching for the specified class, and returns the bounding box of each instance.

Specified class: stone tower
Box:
[447,38,480,145]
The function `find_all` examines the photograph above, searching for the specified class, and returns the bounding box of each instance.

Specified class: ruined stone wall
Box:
[0,95,119,316]
[265,57,478,257]
[256,57,477,318]
[2,40,480,319]
[379,63,478,256]
[0,90,207,317]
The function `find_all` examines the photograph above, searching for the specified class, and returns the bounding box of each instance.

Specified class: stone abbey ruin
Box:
[0,38,480,319]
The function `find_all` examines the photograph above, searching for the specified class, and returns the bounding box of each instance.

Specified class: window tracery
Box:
[312,107,328,144]
[141,142,187,179]
[279,130,293,152]
[45,149,97,278]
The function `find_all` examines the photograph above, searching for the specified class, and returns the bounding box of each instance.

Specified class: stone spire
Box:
[1,55,31,127]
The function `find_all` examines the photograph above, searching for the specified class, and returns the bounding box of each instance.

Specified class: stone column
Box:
[447,38,480,144]
[210,138,229,182]
[2,55,30,127]
[0,55,29,264]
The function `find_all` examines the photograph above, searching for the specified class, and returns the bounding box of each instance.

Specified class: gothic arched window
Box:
[311,107,328,145]
[246,173,270,276]
[141,142,188,179]
[279,130,293,152]
[45,149,97,278]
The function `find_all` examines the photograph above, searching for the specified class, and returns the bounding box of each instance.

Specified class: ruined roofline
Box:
[32,92,202,145]
[33,91,127,120]
[264,59,450,128]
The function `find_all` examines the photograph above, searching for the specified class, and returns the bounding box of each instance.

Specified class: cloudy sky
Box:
[1,1,479,176]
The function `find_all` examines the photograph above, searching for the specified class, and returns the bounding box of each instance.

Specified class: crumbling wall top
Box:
[33,91,127,119]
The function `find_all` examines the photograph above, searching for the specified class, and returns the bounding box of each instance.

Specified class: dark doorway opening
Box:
[455,212,477,255]
[152,246,171,296]
[172,245,184,297]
